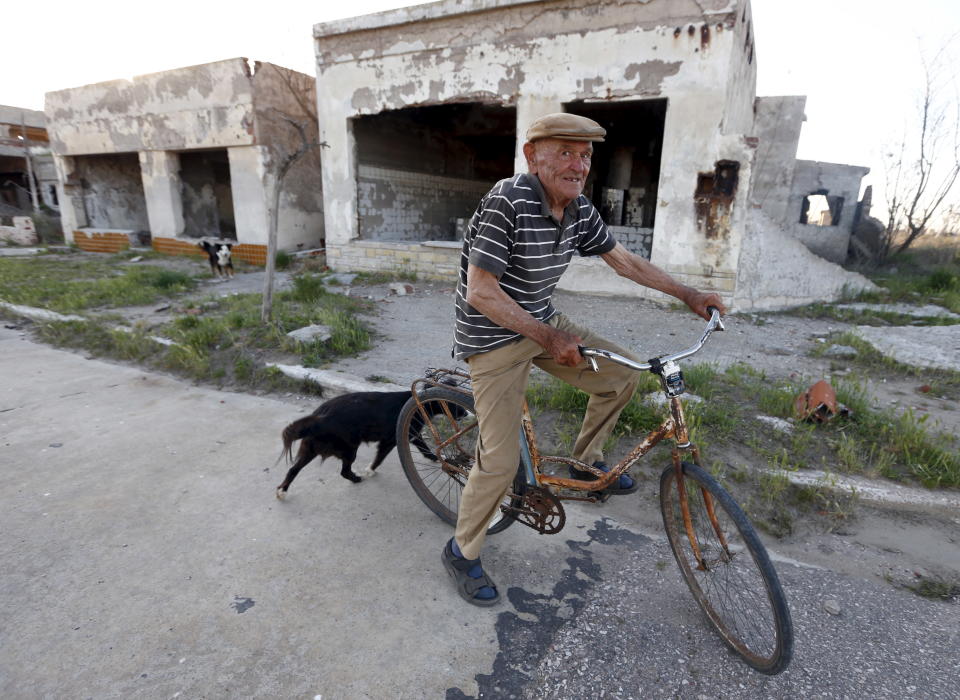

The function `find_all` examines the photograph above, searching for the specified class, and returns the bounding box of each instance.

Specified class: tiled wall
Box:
[152,237,268,265]
[73,230,131,253]
[609,226,654,260]
[357,165,489,242]
[326,240,460,280]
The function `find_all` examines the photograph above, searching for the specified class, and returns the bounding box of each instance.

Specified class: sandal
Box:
[442,538,500,607]
[569,460,639,495]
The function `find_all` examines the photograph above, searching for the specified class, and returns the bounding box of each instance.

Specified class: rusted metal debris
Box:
[694,160,739,239]
[794,380,852,423]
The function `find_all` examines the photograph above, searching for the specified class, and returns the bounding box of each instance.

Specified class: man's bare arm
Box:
[466,264,582,366]
[600,243,726,319]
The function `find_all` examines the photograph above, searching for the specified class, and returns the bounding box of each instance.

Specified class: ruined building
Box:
[313,0,873,309]
[0,105,58,213]
[752,95,870,264]
[44,59,323,261]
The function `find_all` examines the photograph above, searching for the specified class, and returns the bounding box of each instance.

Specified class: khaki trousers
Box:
[454,314,641,559]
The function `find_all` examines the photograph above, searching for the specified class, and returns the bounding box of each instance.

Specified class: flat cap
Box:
[526,113,606,143]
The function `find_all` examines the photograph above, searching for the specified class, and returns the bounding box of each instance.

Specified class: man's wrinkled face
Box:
[526,138,593,207]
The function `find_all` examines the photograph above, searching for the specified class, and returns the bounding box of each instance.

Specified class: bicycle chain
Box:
[502,486,566,535]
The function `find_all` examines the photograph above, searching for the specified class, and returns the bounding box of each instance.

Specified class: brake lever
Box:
[579,347,600,372]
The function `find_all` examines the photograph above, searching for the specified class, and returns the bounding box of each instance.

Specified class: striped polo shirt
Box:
[454,173,616,361]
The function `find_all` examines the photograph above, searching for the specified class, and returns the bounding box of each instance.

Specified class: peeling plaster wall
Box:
[315,0,755,299]
[788,159,869,263]
[45,59,323,252]
[750,95,805,226]
[227,146,271,246]
[251,62,324,250]
[720,0,757,137]
[44,59,256,156]
[75,154,149,231]
[140,151,184,239]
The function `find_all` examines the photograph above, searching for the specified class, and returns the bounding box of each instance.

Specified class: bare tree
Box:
[255,64,327,323]
[880,38,960,261]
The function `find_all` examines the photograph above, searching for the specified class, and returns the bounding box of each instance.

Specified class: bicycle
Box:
[395,308,793,675]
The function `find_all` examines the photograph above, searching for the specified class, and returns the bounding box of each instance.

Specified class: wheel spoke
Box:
[396,388,520,536]
[660,463,792,674]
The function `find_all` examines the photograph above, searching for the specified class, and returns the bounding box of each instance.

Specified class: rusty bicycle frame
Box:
[409,308,728,568]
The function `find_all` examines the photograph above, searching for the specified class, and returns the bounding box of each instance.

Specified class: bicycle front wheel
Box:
[396,386,520,535]
[659,462,793,675]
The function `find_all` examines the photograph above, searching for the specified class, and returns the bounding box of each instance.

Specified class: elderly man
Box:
[442,113,726,606]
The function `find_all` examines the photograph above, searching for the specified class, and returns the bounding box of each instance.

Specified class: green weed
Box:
[907,577,960,601]
[0,257,195,312]
[275,250,293,270]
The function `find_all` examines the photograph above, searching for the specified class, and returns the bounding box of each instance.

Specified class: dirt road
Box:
[2,324,958,699]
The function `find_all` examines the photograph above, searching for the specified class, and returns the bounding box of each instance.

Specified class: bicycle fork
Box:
[669,396,731,570]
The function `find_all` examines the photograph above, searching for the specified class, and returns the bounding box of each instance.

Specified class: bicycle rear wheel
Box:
[659,462,793,675]
[396,386,520,535]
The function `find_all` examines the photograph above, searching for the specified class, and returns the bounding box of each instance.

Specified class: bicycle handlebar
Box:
[579,306,725,373]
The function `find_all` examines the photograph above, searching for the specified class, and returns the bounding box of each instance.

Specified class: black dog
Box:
[198,240,234,280]
[275,390,441,499]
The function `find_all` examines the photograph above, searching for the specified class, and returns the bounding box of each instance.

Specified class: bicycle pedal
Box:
[589,490,611,503]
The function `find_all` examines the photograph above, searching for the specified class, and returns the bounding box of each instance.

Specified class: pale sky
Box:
[4,0,959,206]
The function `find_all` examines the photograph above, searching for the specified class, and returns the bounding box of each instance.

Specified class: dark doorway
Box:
[353,103,516,242]
[563,99,667,259]
[179,150,236,239]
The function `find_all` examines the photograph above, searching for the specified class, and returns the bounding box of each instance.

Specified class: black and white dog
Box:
[275,390,442,499]
[198,240,234,280]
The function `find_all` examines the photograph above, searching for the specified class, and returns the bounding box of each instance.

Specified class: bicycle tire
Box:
[396,386,520,535]
[659,461,793,675]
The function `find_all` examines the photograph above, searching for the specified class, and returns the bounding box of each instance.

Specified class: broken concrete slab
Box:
[853,325,959,371]
[822,344,858,358]
[266,362,407,395]
[286,324,332,344]
[766,467,960,517]
[389,282,415,296]
[326,273,357,286]
[0,247,43,257]
[756,415,794,434]
[836,303,960,320]
[0,301,84,322]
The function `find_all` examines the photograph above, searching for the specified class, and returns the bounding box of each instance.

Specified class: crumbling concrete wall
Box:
[44,59,323,254]
[750,96,806,225]
[45,60,257,155]
[75,154,149,231]
[787,160,869,263]
[316,0,758,301]
[733,208,876,310]
[250,62,324,251]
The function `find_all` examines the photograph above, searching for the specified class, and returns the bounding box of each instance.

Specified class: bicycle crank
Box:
[503,486,566,534]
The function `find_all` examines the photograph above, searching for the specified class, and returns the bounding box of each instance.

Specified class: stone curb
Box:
[0,300,85,322]
[266,362,408,396]
[1,301,407,398]
[760,466,960,516]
